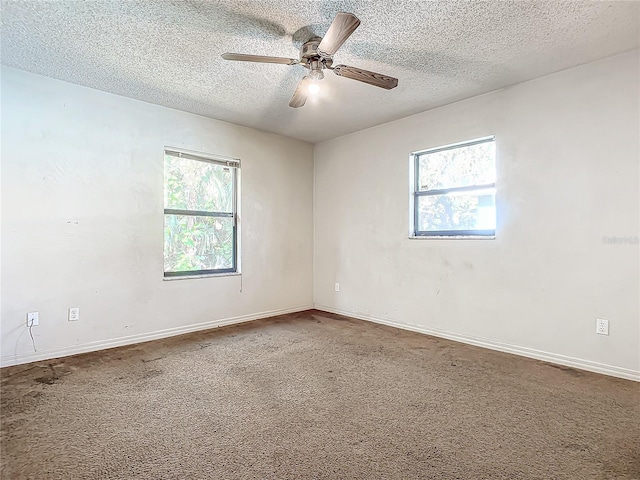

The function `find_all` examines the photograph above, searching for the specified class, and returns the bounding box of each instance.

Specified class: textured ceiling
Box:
[2,1,639,143]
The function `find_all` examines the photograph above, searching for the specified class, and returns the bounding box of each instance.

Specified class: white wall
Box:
[1,67,314,366]
[314,51,640,380]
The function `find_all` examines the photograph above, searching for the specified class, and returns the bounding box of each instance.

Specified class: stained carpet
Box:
[1,310,639,479]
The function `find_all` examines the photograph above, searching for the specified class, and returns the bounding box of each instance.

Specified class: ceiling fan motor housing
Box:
[301,37,333,69]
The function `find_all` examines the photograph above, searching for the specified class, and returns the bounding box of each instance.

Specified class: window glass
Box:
[418,141,495,191]
[412,137,496,237]
[163,151,238,276]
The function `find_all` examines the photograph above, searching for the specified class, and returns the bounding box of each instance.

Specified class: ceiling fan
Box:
[221,12,398,108]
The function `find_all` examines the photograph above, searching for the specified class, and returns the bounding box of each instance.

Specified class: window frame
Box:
[411,136,496,238]
[163,148,240,278]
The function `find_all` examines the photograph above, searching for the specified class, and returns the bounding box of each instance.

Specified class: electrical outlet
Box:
[596,318,609,335]
[27,312,39,327]
[68,307,80,321]
[335,283,340,292]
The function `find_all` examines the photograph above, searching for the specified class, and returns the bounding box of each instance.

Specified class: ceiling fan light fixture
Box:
[308,80,320,95]
[308,68,323,95]
[309,68,324,81]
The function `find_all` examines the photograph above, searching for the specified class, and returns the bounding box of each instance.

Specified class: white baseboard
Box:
[314,305,640,382]
[1,305,313,368]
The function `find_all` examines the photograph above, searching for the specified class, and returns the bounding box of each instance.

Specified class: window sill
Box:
[408,235,495,240]
[163,272,241,281]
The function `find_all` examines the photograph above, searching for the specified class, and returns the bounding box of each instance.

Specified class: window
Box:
[411,136,496,237]
[163,149,239,277]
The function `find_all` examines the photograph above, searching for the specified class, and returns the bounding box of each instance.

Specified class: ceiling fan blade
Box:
[333,65,398,90]
[221,53,298,65]
[317,12,360,57]
[289,77,310,108]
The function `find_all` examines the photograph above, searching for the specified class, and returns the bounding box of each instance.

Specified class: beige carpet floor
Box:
[1,310,639,479]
